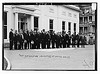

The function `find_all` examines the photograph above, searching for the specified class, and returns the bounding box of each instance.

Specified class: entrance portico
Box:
[13,5,37,32]
[14,12,35,32]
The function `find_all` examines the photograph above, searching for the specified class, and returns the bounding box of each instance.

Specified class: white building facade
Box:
[4,5,80,43]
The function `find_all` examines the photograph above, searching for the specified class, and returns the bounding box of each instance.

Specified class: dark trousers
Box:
[60,41,62,48]
[67,40,70,48]
[77,41,80,47]
[18,42,21,49]
[41,41,46,49]
[52,41,55,48]
[10,40,13,50]
[21,42,23,49]
[56,41,59,48]
[35,40,40,49]
[14,41,17,49]
[37,42,40,49]
[24,42,27,49]
[31,44,35,49]
[62,42,66,48]
[72,41,75,47]
[34,41,36,49]
[27,41,30,49]
[30,41,32,49]
[47,41,50,48]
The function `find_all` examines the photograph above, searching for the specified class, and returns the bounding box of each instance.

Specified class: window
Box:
[3,12,7,39]
[79,27,83,34]
[68,22,71,33]
[80,17,83,24]
[84,27,87,33]
[92,15,95,22]
[49,19,53,31]
[89,16,92,22]
[62,21,65,31]
[34,17,38,31]
[84,17,88,23]
[74,23,76,32]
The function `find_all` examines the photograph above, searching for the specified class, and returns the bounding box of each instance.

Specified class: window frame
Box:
[3,11,7,39]
[62,21,65,31]
[34,16,39,31]
[68,22,71,33]
[89,16,92,22]
[74,23,76,32]
[49,19,53,31]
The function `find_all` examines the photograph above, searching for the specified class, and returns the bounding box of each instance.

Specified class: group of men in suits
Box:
[9,29,87,50]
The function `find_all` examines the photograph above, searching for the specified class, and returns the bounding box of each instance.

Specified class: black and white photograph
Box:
[2,2,97,71]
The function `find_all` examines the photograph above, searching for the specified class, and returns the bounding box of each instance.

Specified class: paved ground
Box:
[4,45,95,70]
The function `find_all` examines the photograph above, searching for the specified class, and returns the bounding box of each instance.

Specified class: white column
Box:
[31,15,34,30]
[82,17,84,23]
[83,17,84,23]
[71,23,74,35]
[88,16,89,22]
[83,27,84,34]
[76,23,79,34]
[15,12,18,31]
[66,22,68,33]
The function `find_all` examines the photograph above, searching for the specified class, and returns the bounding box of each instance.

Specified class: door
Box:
[18,22,26,31]
[21,22,25,30]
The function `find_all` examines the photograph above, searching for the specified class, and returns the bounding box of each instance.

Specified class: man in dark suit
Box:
[72,32,76,48]
[35,30,41,49]
[9,29,13,50]
[62,31,67,48]
[66,33,69,48]
[17,30,24,50]
[30,30,35,49]
[13,30,18,49]
[17,32,20,49]
[26,30,30,49]
[59,32,62,48]
[21,31,24,49]
[29,30,33,49]
[55,32,60,48]
[76,33,80,48]
[80,35,86,48]
[46,31,51,49]
[40,29,46,49]
[51,31,56,48]
[23,30,28,49]
[67,31,71,48]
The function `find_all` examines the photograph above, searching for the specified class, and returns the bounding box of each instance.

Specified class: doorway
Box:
[18,13,28,31]
[18,21,27,31]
